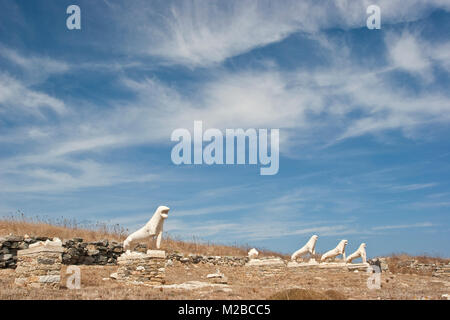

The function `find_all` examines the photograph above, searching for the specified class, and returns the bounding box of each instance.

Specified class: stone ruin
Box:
[113,250,166,285]
[14,239,63,289]
[245,257,286,277]
[3,224,448,291]
[167,253,249,266]
[433,263,450,277]
[63,238,123,265]
[0,235,124,269]
[0,234,251,269]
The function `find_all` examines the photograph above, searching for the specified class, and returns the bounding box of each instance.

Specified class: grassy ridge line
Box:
[0,214,285,258]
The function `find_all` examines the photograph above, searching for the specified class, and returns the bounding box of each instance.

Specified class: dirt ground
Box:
[0,262,448,300]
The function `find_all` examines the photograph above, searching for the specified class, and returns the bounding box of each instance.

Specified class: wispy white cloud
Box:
[390,183,438,191]
[0,157,159,193]
[0,73,66,115]
[372,222,434,230]
[0,46,70,83]
[174,204,255,217]
[386,31,431,75]
[0,1,449,200]
[165,217,360,242]
[107,0,450,67]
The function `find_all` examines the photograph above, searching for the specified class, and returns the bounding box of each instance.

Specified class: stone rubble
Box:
[206,270,228,284]
[154,281,231,291]
[166,252,249,266]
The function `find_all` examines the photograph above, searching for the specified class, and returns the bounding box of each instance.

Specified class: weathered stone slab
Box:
[287,260,319,268]
[154,281,231,291]
[346,263,370,272]
[245,258,285,267]
[146,250,166,258]
[206,271,228,284]
[17,245,64,256]
[318,262,347,269]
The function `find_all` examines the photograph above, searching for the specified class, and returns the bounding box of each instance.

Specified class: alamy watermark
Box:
[65,4,379,31]
[66,265,81,289]
[171,121,279,175]
[367,264,381,289]
[367,5,381,29]
[66,5,81,30]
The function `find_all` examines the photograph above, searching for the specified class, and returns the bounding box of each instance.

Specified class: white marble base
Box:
[287,259,319,268]
[245,257,285,267]
[346,262,370,271]
[318,262,347,269]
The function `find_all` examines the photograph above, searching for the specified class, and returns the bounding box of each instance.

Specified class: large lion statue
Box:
[123,205,170,250]
[320,239,348,262]
[346,243,367,264]
[291,235,318,261]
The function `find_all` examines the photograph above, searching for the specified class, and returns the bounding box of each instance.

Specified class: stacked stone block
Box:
[14,245,63,289]
[116,250,166,285]
[433,264,450,278]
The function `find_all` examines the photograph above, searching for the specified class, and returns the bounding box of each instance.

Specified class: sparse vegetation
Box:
[385,253,449,276]
[268,288,346,300]
[0,211,127,242]
[0,215,448,300]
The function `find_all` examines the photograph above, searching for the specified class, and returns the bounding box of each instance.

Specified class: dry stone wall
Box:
[166,253,249,266]
[0,235,123,268]
[1,235,249,269]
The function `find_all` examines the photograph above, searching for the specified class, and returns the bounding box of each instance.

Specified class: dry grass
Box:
[0,212,127,242]
[268,288,346,300]
[386,253,450,275]
[389,253,449,264]
[2,262,448,300]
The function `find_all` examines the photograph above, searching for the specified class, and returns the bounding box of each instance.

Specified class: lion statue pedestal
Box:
[113,250,166,285]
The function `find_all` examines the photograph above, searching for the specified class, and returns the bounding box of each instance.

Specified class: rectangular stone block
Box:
[14,245,62,289]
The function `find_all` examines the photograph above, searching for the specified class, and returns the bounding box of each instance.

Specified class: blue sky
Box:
[0,0,449,257]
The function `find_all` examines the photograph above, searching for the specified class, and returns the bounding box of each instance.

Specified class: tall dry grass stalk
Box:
[0,211,127,242]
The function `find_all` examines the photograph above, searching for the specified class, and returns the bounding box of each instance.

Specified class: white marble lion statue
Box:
[291,235,318,261]
[320,239,348,262]
[346,243,367,264]
[123,205,170,250]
